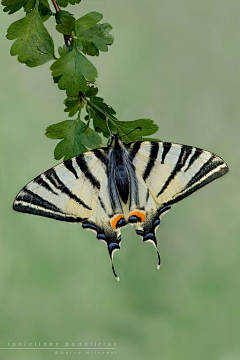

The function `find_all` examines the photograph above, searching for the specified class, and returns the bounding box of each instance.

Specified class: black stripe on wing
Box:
[14,188,63,214]
[63,159,78,179]
[184,148,202,172]
[45,170,92,210]
[98,195,107,213]
[157,145,192,197]
[93,148,109,167]
[13,199,86,223]
[76,154,101,190]
[128,141,141,161]
[143,142,159,181]
[34,176,58,195]
[163,155,229,206]
[161,142,172,164]
[184,156,218,188]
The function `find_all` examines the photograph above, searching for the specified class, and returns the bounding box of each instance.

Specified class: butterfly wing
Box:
[127,141,228,266]
[13,138,229,278]
[13,148,124,279]
[125,163,169,268]
[13,150,107,221]
[130,141,228,207]
[82,170,123,279]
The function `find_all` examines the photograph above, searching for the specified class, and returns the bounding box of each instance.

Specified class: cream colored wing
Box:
[129,141,228,207]
[13,149,109,222]
[126,141,228,268]
[13,148,125,280]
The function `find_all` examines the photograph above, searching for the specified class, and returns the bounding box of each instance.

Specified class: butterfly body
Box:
[13,134,229,280]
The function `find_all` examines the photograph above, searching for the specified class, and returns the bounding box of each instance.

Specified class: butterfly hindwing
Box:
[126,168,170,268]
[126,140,228,267]
[82,173,123,262]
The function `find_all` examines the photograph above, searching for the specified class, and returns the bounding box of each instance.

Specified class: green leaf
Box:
[63,86,98,117]
[80,124,102,149]
[2,0,26,14]
[51,40,98,96]
[54,138,87,160]
[22,0,34,12]
[85,96,116,137]
[87,97,159,142]
[81,41,99,57]
[37,0,51,22]
[57,44,69,56]
[55,10,71,24]
[86,23,113,53]
[75,11,114,56]
[2,0,52,21]
[45,119,102,160]
[6,1,55,66]
[88,96,117,117]
[109,119,159,143]
[85,85,98,98]
[57,0,81,7]
[75,11,103,35]
[64,96,84,117]
[56,13,75,35]
[95,117,159,143]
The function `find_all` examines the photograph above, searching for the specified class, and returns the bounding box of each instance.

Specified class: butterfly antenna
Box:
[124,126,142,138]
[105,108,112,136]
[112,263,120,281]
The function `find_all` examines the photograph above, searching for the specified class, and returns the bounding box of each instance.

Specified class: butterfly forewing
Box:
[13,151,107,222]
[130,141,228,207]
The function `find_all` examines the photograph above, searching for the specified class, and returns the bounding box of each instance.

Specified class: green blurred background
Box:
[1,1,240,359]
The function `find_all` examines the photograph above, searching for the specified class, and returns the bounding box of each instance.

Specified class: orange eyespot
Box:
[128,211,146,222]
[111,214,126,229]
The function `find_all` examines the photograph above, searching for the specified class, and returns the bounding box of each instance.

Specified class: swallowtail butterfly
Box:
[13,135,229,280]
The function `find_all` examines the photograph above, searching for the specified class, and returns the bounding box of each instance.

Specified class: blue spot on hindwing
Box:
[116,218,127,228]
[97,233,106,240]
[108,243,119,251]
[158,205,171,216]
[82,222,97,231]
[143,233,155,241]
[129,215,139,223]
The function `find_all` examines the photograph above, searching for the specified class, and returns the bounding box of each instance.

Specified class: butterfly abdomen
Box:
[108,139,131,205]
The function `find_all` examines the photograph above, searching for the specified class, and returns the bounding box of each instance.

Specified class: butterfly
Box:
[13,134,229,280]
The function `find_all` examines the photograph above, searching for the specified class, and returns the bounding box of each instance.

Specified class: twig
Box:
[51,0,60,12]
[50,0,70,47]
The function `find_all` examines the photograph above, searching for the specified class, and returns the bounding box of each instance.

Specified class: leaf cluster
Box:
[3,0,160,160]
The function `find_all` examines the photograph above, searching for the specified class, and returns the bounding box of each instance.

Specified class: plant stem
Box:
[51,0,60,12]
[50,0,70,47]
